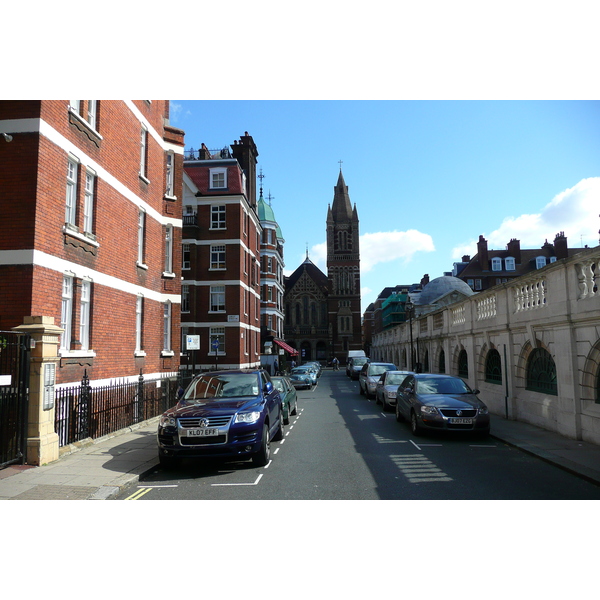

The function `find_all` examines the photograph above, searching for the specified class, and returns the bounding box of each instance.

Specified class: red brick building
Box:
[0,100,185,385]
[181,133,262,372]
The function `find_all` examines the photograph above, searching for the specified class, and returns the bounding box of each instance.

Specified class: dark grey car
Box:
[395,373,490,436]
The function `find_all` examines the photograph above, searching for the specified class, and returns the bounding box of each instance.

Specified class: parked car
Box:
[290,367,313,389]
[347,356,369,379]
[272,376,298,424]
[375,370,413,411]
[157,369,284,468]
[359,362,397,398]
[305,361,322,377]
[395,373,490,437]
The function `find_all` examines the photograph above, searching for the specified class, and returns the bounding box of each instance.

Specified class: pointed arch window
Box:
[438,349,446,373]
[485,349,502,384]
[458,349,468,378]
[526,348,557,395]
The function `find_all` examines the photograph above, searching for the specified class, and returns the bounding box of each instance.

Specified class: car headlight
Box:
[386,391,396,398]
[160,415,176,427]
[420,405,438,416]
[234,411,261,424]
[478,406,489,415]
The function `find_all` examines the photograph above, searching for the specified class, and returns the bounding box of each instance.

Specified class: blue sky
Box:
[170,100,600,310]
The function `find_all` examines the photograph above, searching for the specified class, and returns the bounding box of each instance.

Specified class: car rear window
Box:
[183,373,259,401]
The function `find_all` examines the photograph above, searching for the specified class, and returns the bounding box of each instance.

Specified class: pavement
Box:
[1,411,600,500]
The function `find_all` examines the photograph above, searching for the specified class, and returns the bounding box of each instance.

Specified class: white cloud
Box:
[452,177,600,259]
[360,230,435,272]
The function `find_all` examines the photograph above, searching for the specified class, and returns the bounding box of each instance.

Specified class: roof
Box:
[416,275,475,306]
[183,160,246,196]
[285,257,329,295]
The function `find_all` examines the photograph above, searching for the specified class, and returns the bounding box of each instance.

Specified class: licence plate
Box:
[449,418,473,424]
[186,428,219,437]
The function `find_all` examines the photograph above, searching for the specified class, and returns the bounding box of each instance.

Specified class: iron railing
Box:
[55,370,179,447]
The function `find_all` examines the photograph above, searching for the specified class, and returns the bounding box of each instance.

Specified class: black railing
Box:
[55,370,179,447]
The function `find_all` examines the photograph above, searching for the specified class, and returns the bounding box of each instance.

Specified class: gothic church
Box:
[283,170,362,363]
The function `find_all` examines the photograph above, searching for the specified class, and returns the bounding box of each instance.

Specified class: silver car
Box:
[375,370,413,411]
[359,362,397,399]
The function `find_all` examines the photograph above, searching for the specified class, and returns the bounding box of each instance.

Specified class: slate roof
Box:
[285,257,329,295]
[184,159,246,196]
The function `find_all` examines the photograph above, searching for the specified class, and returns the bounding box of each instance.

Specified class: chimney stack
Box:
[554,231,568,259]
[506,238,521,263]
[477,235,489,270]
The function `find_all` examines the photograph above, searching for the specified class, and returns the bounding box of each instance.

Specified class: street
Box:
[116,369,600,500]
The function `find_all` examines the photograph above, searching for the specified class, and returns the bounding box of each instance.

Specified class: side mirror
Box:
[472,389,480,395]
[264,381,273,393]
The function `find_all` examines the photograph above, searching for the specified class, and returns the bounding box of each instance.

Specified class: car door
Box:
[262,372,280,437]
[376,371,387,401]
[397,375,414,419]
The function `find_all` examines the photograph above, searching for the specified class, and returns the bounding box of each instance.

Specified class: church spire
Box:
[331,167,353,221]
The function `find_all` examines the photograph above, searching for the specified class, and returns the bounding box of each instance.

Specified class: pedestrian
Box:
[291,359,296,369]
[332,356,339,371]
[274,358,279,375]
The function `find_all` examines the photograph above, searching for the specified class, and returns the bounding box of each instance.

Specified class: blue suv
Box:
[157,369,284,468]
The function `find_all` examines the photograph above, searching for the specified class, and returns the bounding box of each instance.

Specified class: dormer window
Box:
[491,257,502,271]
[536,256,547,269]
[505,257,516,271]
[209,167,227,189]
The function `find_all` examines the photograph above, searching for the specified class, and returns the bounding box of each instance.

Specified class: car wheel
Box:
[291,399,298,416]
[410,410,423,436]
[252,423,271,466]
[381,397,388,411]
[283,403,290,425]
[395,402,404,422]
[375,393,380,405]
[273,410,285,441]
[359,383,364,395]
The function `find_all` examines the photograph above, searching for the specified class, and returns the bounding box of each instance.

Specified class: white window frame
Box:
[210,205,226,229]
[165,151,175,197]
[209,168,227,189]
[536,256,547,269]
[210,245,226,270]
[182,243,191,270]
[83,171,95,234]
[162,301,173,355]
[491,257,502,271]
[140,126,148,180]
[79,280,91,351]
[505,257,516,271]
[164,224,173,274]
[135,296,145,356]
[210,327,226,355]
[137,209,147,267]
[60,275,73,350]
[181,285,190,313]
[210,285,226,312]
[65,158,78,226]
[87,101,97,130]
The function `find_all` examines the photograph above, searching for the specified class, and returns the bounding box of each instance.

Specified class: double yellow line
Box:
[125,487,153,500]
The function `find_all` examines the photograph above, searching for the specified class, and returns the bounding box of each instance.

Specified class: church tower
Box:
[326,169,362,359]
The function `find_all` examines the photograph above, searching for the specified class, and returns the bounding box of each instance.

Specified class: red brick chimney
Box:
[554,231,568,259]
[477,235,489,270]
[506,238,521,263]
[420,274,430,286]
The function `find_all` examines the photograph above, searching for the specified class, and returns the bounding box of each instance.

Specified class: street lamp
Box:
[405,299,414,371]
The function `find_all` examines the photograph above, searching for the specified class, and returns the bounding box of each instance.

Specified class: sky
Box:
[170,100,600,309]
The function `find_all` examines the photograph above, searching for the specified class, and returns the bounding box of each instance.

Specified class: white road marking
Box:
[212,474,263,486]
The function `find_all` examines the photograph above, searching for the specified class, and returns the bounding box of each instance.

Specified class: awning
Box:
[274,339,299,356]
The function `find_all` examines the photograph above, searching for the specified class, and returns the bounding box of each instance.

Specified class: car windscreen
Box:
[385,373,409,386]
[353,358,368,366]
[183,374,259,401]
[369,365,395,376]
[272,379,286,392]
[417,377,470,395]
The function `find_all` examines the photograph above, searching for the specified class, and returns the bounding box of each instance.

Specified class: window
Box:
[135,296,144,354]
[163,302,172,353]
[137,209,146,266]
[210,285,225,312]
[164,224,173,274]
[485,349,502,384]
[474,279,482,290]
[209,168,227,189]
[182,244,190,269]
[87,101,97,130]
[458,349,468,378]
[210,327,225,354]
[79,280,91,351]
[491,257,502,271]
[83,171,95,234]
[536,256,547,269]
[140,126,148,179]
[211,205,226,229]
[505,257,516,271]
[181,285,190,313]
[165,152,174,197]
[60,275,73,350]
[65,158,78,226]
[210,245,226,270]
[438,349,445,373]
[526,347,557,395]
